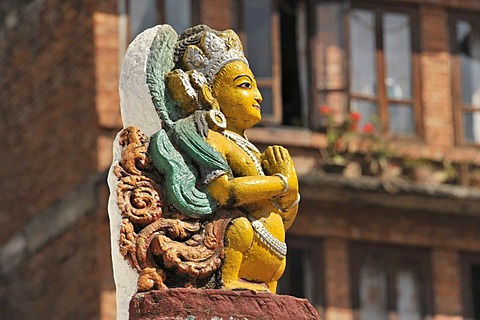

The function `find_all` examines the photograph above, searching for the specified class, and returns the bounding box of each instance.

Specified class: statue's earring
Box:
[207,109,227,132]
[200,85,227,131]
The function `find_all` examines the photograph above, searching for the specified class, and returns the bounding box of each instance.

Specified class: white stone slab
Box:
[107,25,165,320]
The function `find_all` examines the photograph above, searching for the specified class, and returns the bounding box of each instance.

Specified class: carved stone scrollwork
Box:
[114,126,230,292]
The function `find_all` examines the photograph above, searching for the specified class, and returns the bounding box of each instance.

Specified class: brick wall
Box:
[292,200,480,252]
[432,249,463,319]
[94,0,122,177]
[323,239,353,320]
[201,0,233,30]
[0,213,100,319]
[0,0,98,244]
[0,0,101,318]
[420,7,454,151]
[93,1,121,319]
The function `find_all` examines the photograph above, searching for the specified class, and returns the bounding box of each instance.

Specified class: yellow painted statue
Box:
[114,25,299,294]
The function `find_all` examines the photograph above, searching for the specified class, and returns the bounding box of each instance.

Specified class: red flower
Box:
[319,105,331,115]
[363,123,375,134]
[350,112,361,122]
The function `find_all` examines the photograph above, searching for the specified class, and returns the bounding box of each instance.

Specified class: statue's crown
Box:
[177,28,248,83]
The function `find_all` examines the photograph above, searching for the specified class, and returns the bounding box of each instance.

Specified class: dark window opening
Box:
[278,248,308,298]
[279,0,302,126]
[471,264,480,319]
[277,237,324,313]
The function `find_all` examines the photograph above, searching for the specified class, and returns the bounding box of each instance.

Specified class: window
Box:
[312,2,420,136]
[461,254,480,319]
[350,243,432,320]
[233,0,282,124]
[277,237,324,313]
[126,0,200,40]
[451,14,480,145]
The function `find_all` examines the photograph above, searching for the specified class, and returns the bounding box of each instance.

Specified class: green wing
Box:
[145,25,231,217]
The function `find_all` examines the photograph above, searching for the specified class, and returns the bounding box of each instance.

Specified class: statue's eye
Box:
[238,82,252,89]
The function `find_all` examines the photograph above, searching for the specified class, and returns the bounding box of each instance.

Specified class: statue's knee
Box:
[272,258,287,281]
[225,217,254,253]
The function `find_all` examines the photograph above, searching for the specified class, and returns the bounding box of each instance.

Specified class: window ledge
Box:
[247,126,326,149]
[300,173,480,216]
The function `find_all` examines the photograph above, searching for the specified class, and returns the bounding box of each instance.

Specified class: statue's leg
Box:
[266,257,287,293]
[221,216,258,290]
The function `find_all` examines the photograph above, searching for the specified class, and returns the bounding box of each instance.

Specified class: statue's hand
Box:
[261,146,291,175]
[261,146,298,194]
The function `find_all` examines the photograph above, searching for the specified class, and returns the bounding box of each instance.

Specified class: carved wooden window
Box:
[233,0,282,124]
[450,14,480,145]
[350,243,432,320]
[126,0,200,40]
[312,2,421,136]
[461,253,480,319]
[277,237,324,313]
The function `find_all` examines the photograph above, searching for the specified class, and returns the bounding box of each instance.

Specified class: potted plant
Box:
[359,121,398,178]
[319,105,361,174]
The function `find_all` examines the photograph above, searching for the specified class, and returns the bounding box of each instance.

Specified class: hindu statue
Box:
[109,24,299,307]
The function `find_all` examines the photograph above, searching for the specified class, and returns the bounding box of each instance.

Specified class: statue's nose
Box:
[254,88,263,104]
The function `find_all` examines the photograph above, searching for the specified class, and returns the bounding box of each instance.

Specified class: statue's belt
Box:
[247,215,287,259]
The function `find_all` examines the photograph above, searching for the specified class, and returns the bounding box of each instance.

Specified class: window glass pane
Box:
[464,111,480,143]
[165,0,191,34]
[457,20,480,107]
[244,0,272,78]
[396,268,422,320]
[384,12,412,99]
[259,87,273,116]
[389,103,414,135]
[351,99,378,130]
[350,9,377,97]
[315,3,346,89]
[359,258,388,320]
[128,0,157,40]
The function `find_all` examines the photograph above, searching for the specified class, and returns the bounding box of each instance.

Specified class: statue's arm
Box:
[205,131,289,207]
[281,204,298,231]
[207,174,287,207]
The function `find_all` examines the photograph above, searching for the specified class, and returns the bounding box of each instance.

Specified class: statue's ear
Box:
[165,69,199,115]
[200,85,220,111]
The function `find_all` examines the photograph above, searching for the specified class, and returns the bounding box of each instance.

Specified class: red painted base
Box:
[129,288,320,320]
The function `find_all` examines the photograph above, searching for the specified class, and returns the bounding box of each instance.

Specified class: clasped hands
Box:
[261,146,299,211]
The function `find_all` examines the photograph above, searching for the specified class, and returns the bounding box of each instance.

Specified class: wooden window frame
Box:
[233,0,283,124]
[346,2,422,137]
[461,252,480,319]
[349,242,433,317]
[449,11,480,146]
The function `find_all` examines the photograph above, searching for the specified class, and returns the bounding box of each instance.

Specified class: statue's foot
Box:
[222,280,270,292]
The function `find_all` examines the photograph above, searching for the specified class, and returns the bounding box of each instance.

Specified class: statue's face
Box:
[212,61,263,132]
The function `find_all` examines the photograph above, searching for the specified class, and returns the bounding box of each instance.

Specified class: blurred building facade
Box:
[1,0,480,319]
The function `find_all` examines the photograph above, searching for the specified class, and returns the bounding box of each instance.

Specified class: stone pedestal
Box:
[129,288,320,320]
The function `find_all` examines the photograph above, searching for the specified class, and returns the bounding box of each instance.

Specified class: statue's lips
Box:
[253,104,261,110]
